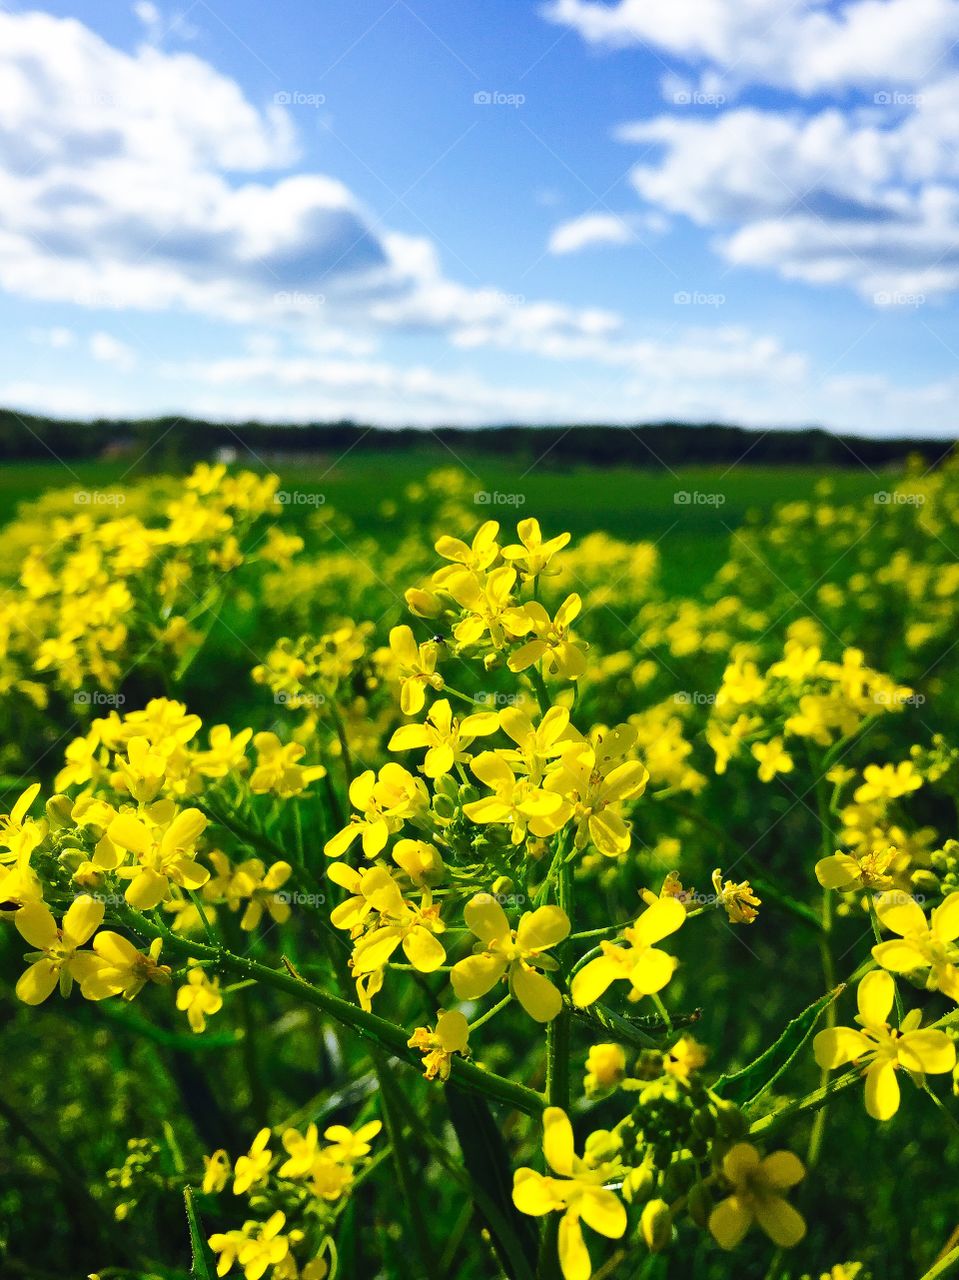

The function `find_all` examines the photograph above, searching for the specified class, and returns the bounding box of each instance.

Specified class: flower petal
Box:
[709,1196,752,1250]
[813,1027,872,1069]
[897,1029,957,1075]
[516,905,570,953]
[570,955,621,1008]
[62,894,105,945]
[932,891,959,944]
[542,1107,575,1176]
[857,969,895,1027]
[578,1187,627,1239]
[464,893,510,945]
[874,892,927,937]
[558,1211,591,1280]
[864,1058,900,1120]
[633,896,686,946]
[451,951,508,1001]
[753,1194,806,1248]
[510,963,562,1023]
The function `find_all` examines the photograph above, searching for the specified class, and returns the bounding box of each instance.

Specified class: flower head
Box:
[451,893,570,1022]
[408,1009,470,1080]
[871,890,959,1001]
[708,1142,806,1250]
[571,897,685,1007]
[512,1107,625,1280]
[814,970,955,1119]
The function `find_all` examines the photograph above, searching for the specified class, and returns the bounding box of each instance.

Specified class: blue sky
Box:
[3,0,959,434]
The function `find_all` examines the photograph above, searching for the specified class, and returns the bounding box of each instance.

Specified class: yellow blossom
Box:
[13,895,105,1004]
[408,1009,470,1080]
[451,893,570,1022]
[814,970,955,1119]
[388,697,499,778]
[389,624,444,715]
[501,518,571,579]
[571,897,685,1007]
[708,1142,806,1250]
[871,890,959,1001]
[512,1107,626,1280]
[232,1127,273,1195]
[751,737,794,783]
[176,963,224,1034]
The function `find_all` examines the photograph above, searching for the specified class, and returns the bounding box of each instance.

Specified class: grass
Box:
[1,451,884,593]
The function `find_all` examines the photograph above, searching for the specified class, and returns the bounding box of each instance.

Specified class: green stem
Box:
[917,1241,959,1280]
[748,1068,860,1140]
[468,993,513,1032]
[121,911,544,1115]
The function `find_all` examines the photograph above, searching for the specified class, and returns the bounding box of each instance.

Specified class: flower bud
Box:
[640,1198,673,1252]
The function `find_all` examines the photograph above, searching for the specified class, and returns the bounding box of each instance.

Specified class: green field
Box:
[1,453,884,593]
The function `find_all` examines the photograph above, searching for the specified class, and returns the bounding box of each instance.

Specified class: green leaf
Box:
[446,1088,538,1280]
[713,984,845,1110]
[183,1188,214,1280]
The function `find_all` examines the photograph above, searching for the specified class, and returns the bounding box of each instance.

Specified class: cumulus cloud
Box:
[619,83,959,296]
[89,331,137,369]
[0,10,626,364]
[548,213,638,254]
[544,0,959,96]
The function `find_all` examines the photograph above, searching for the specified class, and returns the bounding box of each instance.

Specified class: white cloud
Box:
[28,325,75,348]
[620,86,959,296]
[548,212,637,254]
[0,10,626,366]
[544,0,959,96]
[90,331,137,369]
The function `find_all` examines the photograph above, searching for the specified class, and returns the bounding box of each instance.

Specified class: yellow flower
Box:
[207,1228,248,1279]
[249,732,326,798]
[236,1211,289,1280]
[584,1043,626,1095]
[408,1009,470,1080]
[571,897,685,1007]
[109,807,210,909]
[663,1035,708,1080]
[854,761,922,804]
[13,895,105,1004]
[202,1149,231,1193]
[871,889,959,1000]
[501,518,571,579]
[389,624,443,715]
[546,742,648,857]
[176,963,224,1034]
[232,1127,273,1195]
[451,893,570,1022]
[278,1124,320,1178]
[512,1107,625,1280]
[324,764,427,859]
[0,782,42,860]
[506,595,587,681]
[711,868,761,924]
[323,1120,382,1164]
[708,1142,806,1250]
[447,566,520,648]
[232,859,293,931]
[813,970,955,1119]
[350,887,447,976]
[815,847,894,891]
[83,933,171,1000]
[388,697,499,778]
[434,520,500,581]
[751,738,794,783]
[465,752,570,844]
[392,838,446,887]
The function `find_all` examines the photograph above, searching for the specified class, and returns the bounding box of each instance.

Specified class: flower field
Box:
[2,457,959,1280]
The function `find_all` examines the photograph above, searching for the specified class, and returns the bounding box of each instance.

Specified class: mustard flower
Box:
[108,806,210,909]
[501,518,571,579]
[447,566,520,648]
[83,933,171,1001]
[854,761,922,804]
[571,897,685,1007]
[433,519,500,582]
[506,594,587,680]
[350,888,447,976]
[14,895,105,1004]
[451,893,569,1022]
[584,1043,626,1096]
[751,737,794,783]
[0,781,41,859]
[815,847,895,891]
[388,697,499,778]
[546,741,648,857]
[249,732,326,798]
[389,624,444,715]
[814,970,955,1120]
[237,1211,289,1280]
[464,752,570,844]
[176,963,224,1034]
[324,763,427,859]
[871,889,959,1000]
[408,1009,470,1080]
[708,1142,806,1250]
[202,1149,231,1193]
[232,859,293,931]
[278,1124,321,1179]
[512,1107,626,1280]
[323,1120,382,1164]
[711,868,761,924]
[232,1128,274,1195]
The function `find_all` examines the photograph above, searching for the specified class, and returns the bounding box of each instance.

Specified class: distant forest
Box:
[0,408,954,470]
